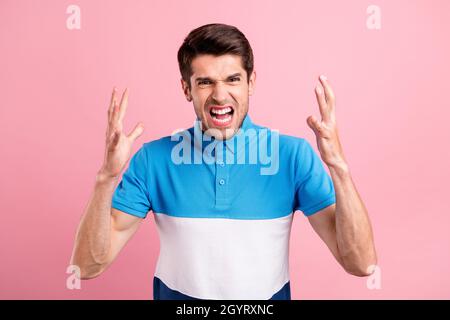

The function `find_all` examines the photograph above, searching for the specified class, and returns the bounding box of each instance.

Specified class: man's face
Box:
[181,54,256,140]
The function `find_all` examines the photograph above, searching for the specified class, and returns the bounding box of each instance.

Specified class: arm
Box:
[69,175,143,279]
[70,87,145,279]
[307,173,377,277]
[305,75,377,277]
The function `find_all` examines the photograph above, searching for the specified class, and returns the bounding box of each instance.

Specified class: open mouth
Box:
[208,105,234,127]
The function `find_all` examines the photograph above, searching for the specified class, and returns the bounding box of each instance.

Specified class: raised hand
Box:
[99,87,144,179]
[307,75,347,168]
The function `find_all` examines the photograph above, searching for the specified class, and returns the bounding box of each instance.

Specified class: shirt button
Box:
[219,179,225,185]
[219,162,225,167]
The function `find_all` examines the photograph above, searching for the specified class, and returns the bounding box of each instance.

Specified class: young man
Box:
[70,23,377,300]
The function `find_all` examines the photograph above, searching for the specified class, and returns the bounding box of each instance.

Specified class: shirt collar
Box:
[191,113,258,160]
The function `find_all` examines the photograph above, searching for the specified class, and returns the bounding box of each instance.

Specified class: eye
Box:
[198,80,212,86]
[229,77,240,82]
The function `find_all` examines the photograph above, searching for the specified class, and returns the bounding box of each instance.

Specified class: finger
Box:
[319,75,336,108]
[315,83,330,123]
[106,97,119,139]
[127,122,144,142]
[111,101,121,131]
[307,115,323,136]
[318,75,334,103]
[108,87,117,123]
[118,88,129,124]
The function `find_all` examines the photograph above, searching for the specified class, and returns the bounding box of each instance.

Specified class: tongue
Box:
[212,112,231,119]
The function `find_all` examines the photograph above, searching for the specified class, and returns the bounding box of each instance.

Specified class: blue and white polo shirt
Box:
[111,114,336,300]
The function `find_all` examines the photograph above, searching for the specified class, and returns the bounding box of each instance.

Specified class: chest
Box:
[149,161,295,219]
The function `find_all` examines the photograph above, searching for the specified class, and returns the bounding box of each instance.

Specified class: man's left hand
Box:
[307,75,347,169]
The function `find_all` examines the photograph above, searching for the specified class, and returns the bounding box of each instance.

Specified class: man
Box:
[70,23,377,300]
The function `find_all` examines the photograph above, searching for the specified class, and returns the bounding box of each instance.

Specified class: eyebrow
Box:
[195,73,242,82]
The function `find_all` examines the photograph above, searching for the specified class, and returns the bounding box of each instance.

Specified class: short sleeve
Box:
[111,146,151,219]
[294,139,336,216]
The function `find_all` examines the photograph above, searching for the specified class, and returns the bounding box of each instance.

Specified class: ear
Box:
[181,78,192,102]
[248,70,256,96]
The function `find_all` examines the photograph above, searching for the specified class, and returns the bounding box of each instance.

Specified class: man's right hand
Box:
[99,87,144,179]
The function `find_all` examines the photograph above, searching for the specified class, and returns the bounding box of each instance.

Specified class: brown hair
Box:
[177,23,254,89]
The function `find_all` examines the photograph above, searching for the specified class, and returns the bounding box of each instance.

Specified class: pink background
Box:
[1,0,449,299]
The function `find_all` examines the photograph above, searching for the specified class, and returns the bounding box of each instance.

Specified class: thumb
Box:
[128,122,144,142]
[307,115,320,134]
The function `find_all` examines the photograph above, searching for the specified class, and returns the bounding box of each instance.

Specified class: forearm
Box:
[70,172,118,278]
[329,163,377,276]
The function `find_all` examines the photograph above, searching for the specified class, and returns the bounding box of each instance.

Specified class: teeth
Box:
[212,114,232,123]
[211,107,232,115]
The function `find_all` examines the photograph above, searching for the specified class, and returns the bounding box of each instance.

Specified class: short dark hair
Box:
[177,23,254,89]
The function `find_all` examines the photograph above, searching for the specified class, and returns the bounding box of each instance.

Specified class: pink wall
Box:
[1,0,449,299]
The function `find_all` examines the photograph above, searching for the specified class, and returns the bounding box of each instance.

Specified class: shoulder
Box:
[251,120,313,157]
[274,130,310,156]
[142,135,175,153]
[279,133,307,149]
[277,135,317,169]
[251,122,305,146]
[139,127,195,163]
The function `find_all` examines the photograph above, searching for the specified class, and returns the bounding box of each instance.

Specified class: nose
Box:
[211,81,229,103]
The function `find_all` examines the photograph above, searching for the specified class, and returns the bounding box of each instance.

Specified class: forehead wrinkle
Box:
[191,55,245,81]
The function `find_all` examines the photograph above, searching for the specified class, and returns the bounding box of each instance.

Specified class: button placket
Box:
[215,142,230,208]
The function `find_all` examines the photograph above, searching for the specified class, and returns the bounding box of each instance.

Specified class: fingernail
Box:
[320,75,327,81]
